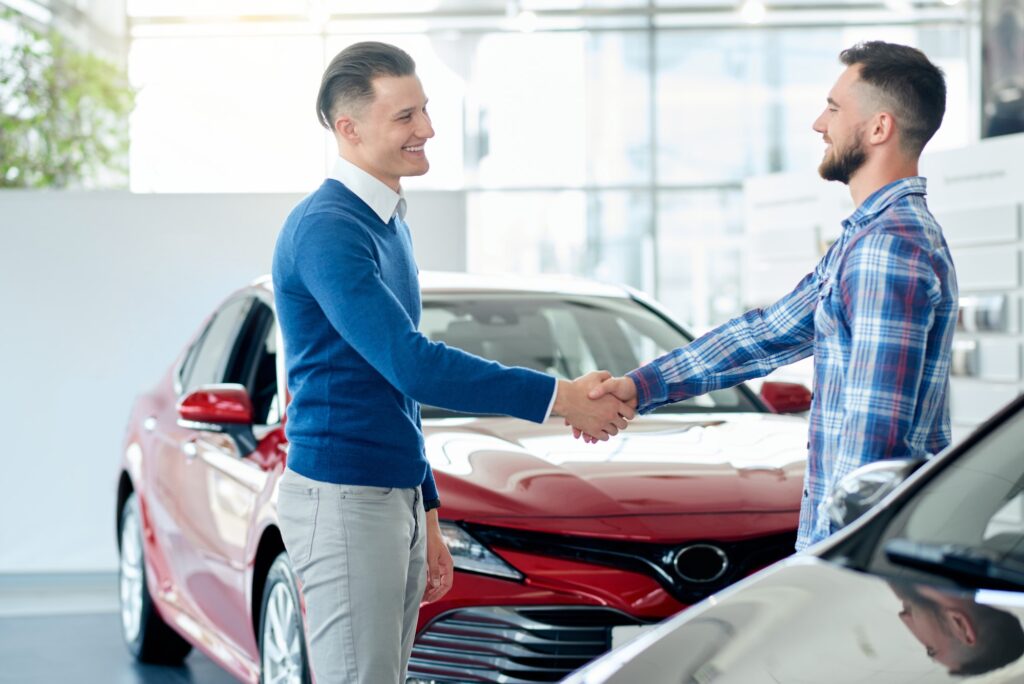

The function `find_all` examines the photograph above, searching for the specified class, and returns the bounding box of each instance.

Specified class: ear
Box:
[946,609,978,647]
[334,114,360,145]
[868,111,896,146]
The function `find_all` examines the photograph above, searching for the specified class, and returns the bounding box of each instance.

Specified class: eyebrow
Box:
[827,97,839,107]
[393,99,428,119]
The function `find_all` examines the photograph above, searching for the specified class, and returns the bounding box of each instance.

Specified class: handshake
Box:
[553,371,638,443]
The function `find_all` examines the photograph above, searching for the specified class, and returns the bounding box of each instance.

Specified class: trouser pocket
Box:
[277,480,320,567]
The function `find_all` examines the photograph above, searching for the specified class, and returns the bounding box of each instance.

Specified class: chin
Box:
[406,162,430,177]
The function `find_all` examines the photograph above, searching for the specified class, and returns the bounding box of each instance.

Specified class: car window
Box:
[419,294,757,416]
[221,300,279,426]
[182,297,253,395]
[866,410,1024,578]
[247,318,280,426]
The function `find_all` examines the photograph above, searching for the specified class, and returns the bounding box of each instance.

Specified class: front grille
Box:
[466,523,796,605]
[407,606,641,683]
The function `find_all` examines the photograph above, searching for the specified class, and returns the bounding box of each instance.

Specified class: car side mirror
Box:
[826,458,926,530]
[177,384,258,454]
[760,381,812,414]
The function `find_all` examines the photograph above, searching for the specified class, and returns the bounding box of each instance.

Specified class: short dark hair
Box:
[839,41,947,156]
[316,41,416,130]
[951,603,1024,676]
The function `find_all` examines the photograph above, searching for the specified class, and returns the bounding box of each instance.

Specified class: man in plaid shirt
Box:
[586,41,958,551]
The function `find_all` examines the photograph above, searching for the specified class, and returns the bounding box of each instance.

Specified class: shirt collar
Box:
[328,156,407,224]
[842,176,927,232]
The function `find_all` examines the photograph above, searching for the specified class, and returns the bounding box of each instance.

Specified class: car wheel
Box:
[259,552,311,684]
[119,492,193,664]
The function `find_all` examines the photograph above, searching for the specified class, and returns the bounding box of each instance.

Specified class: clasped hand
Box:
[554,371,638,442]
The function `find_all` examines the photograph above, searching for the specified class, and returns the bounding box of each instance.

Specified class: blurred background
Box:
[1,0,1023,578]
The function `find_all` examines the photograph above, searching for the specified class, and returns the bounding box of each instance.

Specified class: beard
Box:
[818,132,867,185]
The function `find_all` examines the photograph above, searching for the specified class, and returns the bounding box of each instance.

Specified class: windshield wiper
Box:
[885,538,1024,591]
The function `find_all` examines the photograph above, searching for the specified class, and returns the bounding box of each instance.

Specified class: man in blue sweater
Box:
[272,42,635,684]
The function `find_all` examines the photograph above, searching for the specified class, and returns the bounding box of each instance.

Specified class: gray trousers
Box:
[277,467,427,684]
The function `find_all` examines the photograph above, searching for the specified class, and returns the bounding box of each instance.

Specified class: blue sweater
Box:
[272,179,556,506]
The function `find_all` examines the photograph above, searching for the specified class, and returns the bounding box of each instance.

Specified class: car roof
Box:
[251,271,632,298]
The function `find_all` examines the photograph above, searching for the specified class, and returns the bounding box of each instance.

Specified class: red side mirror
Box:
[760,381,812,414]
[178,384,254,425]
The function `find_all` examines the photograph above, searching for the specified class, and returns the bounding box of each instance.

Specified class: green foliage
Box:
[0,13,136,188]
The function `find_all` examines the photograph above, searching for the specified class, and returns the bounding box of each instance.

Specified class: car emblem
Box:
[672,544,729,583]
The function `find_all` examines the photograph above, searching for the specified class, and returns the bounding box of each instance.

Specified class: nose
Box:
[417,111,435,140]
[812,109,828,134]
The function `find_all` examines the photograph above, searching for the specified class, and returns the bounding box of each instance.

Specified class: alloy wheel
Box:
[119,504,144,643]
[261,580,304,684]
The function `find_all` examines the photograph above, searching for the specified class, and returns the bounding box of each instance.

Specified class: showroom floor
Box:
[0,574,236,684]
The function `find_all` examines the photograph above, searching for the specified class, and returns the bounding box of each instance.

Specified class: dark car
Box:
[565,393,1024,683]
[115,272,811,684]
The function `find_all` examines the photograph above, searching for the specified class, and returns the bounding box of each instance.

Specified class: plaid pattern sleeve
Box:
[627,270,818,414]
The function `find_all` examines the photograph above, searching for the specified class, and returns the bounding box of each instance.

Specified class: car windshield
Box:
[865,405,1024,589]
[418,293,759,418]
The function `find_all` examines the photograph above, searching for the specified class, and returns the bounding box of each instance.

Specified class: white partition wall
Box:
[0,190,466,574]
[922,134,1024,441]
[743,132,1024,442]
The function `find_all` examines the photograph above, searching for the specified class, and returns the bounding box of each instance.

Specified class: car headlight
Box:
[439,522,523,581]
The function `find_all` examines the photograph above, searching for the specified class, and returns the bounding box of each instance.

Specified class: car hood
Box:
[424,413,806,535]
[567,557,1024,683]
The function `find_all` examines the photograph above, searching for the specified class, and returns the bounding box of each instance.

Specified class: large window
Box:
[125,4,973,327]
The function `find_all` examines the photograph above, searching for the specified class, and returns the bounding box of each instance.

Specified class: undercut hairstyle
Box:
[952,604,1024,676]
[316,41,416,130]
[839,41,947,156]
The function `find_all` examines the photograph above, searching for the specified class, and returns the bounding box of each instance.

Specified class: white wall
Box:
[0,189,466,573]
[742,132,1024,440]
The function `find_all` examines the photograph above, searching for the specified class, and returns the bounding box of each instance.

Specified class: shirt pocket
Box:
[814,278,840,339]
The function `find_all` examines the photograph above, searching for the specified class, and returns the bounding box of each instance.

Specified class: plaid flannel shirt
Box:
[629,176,958,550]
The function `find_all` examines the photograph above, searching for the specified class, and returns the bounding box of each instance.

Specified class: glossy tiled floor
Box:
[0,575,237,684]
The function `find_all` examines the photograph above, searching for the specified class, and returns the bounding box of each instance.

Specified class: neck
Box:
[848,153,919,207]
[338,149,401,193]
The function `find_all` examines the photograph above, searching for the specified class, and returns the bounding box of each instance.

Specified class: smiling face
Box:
[812,65,870,184]
[342,74,434,191]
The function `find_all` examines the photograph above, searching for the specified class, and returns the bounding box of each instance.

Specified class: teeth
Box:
[403,145,424,152]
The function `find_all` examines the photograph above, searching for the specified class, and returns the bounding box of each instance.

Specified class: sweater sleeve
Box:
[294,212,556,422]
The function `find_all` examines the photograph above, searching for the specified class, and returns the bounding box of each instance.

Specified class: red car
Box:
[116,272,810,684]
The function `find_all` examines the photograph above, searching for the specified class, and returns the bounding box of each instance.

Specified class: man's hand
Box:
[588,375,638,403]
[568,375,640,443]
[423,510,453,603]
[553,371,636,441]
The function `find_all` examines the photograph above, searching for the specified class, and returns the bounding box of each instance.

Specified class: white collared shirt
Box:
[329,156,407,224]
[325,156,558,419]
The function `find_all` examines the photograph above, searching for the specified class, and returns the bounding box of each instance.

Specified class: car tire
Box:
[259,552,312,684]
[119,492,193,664]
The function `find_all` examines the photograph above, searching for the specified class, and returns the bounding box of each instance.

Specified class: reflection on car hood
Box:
[568,557,1024,683]
[424,413,806,528]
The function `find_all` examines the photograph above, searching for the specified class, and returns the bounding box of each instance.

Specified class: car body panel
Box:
[425,413,806,526]
[565,556,1024,684]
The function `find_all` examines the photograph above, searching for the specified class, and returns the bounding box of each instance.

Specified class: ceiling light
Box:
[739,0,766,24]
[513,9,538,32]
